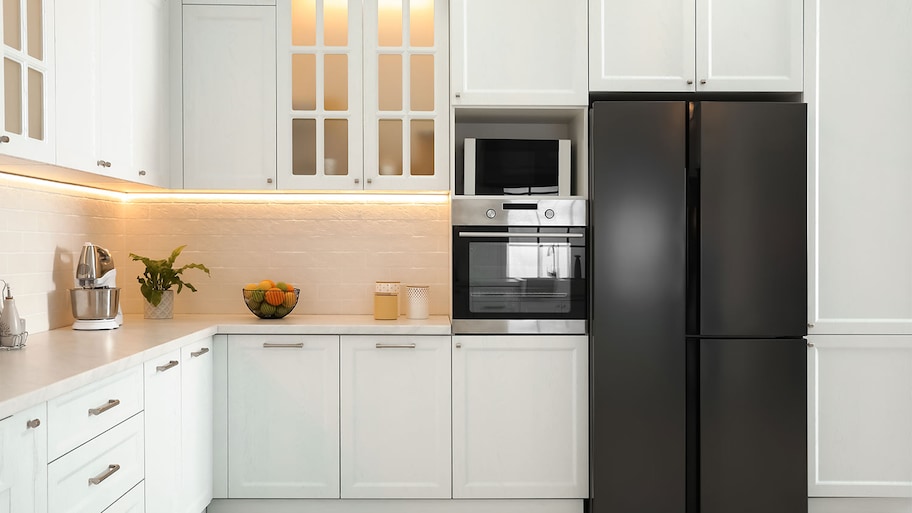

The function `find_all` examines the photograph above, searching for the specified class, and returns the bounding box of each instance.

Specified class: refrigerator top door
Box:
[697,102,807,338]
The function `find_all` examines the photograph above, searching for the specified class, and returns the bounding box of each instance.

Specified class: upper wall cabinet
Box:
[182,3,277,190]
[450,0,588,106]
[55,0,171,187]
[276,0,449,191]
[589,0,803,92]
[0,0,54,163]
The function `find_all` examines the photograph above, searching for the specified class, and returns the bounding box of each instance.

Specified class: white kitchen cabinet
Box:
[144,349,182,513]
[806,0,912,335]
[276,0,448,191]
[0,0,54,163]
[808,335,912,497]
[227,335,340,498]
[0,402,47,513]
[103,482,144,513]
[589,0,803,92]
[339,335,451,498]
[452,335,588,499]
[181,338,214,513]
[450,0,587,106]
[55,0,171,186]
[182,4,276,190]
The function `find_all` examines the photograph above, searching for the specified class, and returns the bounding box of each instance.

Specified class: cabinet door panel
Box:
[452,335,588,499]
[144,350,182,513]
[181,339,214,513]
[589,0,695,92]
[227,335,339,498]
[182,4,276,189]
[450,0,587,105]
[809,335,912,497]
[0,402,47,513]
[54,0,98,172]
[696,0,803,91]
[340,335,451,498]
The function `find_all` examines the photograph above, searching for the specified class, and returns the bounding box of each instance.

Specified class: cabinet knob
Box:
[26,418,40,429]
[366,178,372,185]
[0,135,9,143]
[354,178,360,184]
[807,342,815,348]
[700,79,707,85]
[266,177,274,184]
[807,323,815,328]
[686,79,694,85]
[97,160,106,167]
[455,342,462,349]
[138,170,147,176]
[454,92,461,99]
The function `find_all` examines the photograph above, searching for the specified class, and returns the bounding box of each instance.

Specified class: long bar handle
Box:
[458,231,584,239]
[88,464,120,486]
[88,399,120,416]
[191,347,210,358]
[156,360,179,372]
[376,343,417,349]
[263,342,304,349]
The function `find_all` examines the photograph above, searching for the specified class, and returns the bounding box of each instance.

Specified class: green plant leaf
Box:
[129,246,210,306]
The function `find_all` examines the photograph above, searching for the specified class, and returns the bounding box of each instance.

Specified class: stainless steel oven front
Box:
[452,197,587,334]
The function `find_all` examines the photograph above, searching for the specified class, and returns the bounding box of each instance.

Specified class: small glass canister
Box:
[406,285,429,320]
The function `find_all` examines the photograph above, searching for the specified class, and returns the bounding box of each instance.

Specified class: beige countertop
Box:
[0,314,451,419]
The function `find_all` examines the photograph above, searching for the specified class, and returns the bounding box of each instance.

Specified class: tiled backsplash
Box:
[0,174,450,332]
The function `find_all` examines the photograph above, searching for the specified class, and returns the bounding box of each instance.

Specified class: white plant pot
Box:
[144,290,174,319]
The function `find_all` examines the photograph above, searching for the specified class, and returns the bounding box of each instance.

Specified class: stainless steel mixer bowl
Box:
[70,288,120,320]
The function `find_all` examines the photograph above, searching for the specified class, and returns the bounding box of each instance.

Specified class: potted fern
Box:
[129,245,211,319]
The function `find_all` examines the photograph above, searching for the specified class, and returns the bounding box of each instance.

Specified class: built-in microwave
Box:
[464,138,571,196]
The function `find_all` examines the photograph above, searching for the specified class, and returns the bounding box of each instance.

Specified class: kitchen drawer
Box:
[48,366,144,460]
[103,481,144,513]
[48,412,144,513]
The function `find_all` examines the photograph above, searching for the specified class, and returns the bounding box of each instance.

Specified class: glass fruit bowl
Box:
[243,287,299,319]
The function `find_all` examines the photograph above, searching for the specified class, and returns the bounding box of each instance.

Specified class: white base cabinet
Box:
[808,335,912,498]
[340,335,451,498]
[452,335,588,499]
[227,335,340,498]
[0,402,47,513]
[181,339,214,513]
[144,350,182,513]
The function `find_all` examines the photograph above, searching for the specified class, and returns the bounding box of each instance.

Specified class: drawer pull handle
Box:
[376,343,417,349]
[88,399,121,416]
[191,347,210,357]
[88,464,120,486]
[26,418,41,429]
[156,360,179,372]
[263,342,304,349]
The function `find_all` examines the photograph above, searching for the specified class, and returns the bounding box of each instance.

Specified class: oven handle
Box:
[457,231,584,239]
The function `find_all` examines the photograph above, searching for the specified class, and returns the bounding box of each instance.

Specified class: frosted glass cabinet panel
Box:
[278,0,447,190]
[0,0,53,163]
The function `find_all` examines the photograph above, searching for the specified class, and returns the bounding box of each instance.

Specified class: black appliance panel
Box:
[589,101,687,513]
[696,102,808,338]
[473,138,560,195]
[452,226,587,320]
[699,338,808,513]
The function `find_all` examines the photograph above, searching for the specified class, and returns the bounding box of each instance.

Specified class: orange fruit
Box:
[243,283,258,291]
[285,283,296,292]
[283,291,296,308]
[264,287,285,306]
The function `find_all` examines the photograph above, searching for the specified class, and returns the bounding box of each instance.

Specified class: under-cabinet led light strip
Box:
[0,172,449,204]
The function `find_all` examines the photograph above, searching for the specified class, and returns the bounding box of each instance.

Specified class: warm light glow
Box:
[0,172,450,204]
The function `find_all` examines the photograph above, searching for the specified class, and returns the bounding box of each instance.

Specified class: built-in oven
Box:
[452,197,587,334]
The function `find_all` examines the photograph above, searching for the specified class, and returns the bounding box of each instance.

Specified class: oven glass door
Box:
[453,226,587,320]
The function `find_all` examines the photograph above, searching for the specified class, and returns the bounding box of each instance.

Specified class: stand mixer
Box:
[70,242,123,330]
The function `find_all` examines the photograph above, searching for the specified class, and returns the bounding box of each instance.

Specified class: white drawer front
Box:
[48,366,144,460]
[48,413,144,513]
[103,481,144,513]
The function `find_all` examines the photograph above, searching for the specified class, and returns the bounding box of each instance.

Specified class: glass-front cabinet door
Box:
[363,0,448,190]
[277,0,447,191]
[1,0,53,163]
[278,0,363,190]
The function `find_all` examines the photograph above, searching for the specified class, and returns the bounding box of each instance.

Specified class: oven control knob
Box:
[544,209,555,219]
[485,209,496,219]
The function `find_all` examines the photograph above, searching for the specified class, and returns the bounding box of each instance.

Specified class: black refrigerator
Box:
[589,101,807,513]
